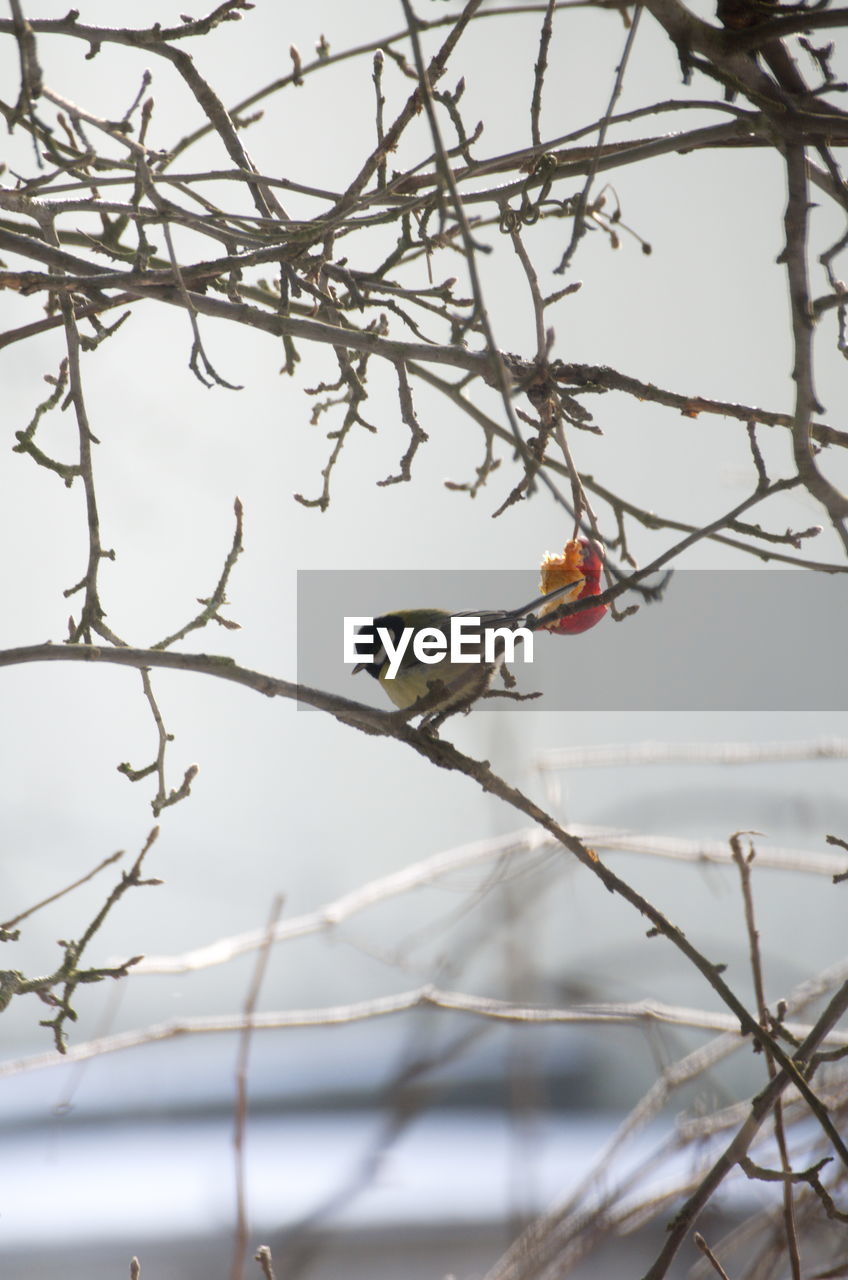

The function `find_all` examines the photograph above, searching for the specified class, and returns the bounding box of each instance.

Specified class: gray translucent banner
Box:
[296,570,847,712]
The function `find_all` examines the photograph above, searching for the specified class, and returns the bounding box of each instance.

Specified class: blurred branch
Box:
[643,976,848,1279]
[537,738,848,769]
[486,955,848,1280]
[254,1246,277,1280]
[731,833,802,1279]
[117,821,844,978]
[133,827,551,975]
[231,894,284,1280]
[3,978,848,1081]
[2,631,844,1163]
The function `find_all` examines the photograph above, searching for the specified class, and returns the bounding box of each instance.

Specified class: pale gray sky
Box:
[1,5,846,1267]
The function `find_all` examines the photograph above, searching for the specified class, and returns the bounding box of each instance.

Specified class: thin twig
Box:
[231,895,284,1280]
[731,833,802,1280]
[783,144,848,550]
[530,0,557,149]
[153,497,244,649]
[641,976,848,1280]
[694,1233,733,1280]
[554,8,642,273]
[1,849,125,931]
[399,0,535,473]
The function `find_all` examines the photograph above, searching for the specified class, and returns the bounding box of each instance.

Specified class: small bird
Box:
[352,582,583,717]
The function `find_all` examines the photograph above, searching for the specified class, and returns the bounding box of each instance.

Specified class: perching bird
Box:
[351,582,584,716]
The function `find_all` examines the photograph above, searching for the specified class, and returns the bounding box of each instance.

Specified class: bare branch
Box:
[1,848,125,932]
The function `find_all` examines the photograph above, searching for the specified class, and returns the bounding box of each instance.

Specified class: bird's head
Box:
[352,613,406,678]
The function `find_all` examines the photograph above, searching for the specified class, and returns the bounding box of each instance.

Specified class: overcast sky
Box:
[0,0,845,1143]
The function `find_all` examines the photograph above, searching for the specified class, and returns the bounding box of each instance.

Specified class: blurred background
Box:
[0,2,846,1278]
